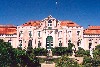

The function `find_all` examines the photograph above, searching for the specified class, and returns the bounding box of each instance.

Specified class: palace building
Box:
[0,15,100,50]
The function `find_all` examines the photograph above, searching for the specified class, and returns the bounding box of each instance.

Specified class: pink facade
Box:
[0,15,100,50]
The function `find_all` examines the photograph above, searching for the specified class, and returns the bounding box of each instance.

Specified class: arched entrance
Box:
[46,36,53,50]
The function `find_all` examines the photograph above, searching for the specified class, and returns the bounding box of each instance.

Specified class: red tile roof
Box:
[88,26,100,30]
[0,25,17,35]
[84,26,100,35]
[60,21,80,27]
[22,21,40,27]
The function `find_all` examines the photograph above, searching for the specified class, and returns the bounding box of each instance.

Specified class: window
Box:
[19,40,22,47]
[68,31,72,37]
[50,24,52,26]
[58,31,62,38]
[77,31,80,36]
[29,31,32,38]
[48,20,52,29]
[38,31,40,37]
[77,40,81,46]
[68,40,71,45]
[89,43,92,49]
[48,20,52,23]
[48,24,49,26]
[8,40,12,45]
[68,31,71,33]
[19,31,23,37]
[28,40,32,46]
[59,41,62,47]
[38,41,41,47]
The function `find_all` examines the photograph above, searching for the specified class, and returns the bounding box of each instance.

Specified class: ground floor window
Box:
[59,41,62,47]
[8,40,12,44]
[28,40,32,46]
[38,41,41,47]
[77,40,81,47]
[19,40,22,47]
[89,43,92,49]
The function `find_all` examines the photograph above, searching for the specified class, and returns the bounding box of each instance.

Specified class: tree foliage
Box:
[75,47,90,57]
[0,39,40,67]
[52,43,74,56]
[0,39,13,66]
[33,47,47,56]
[56,55,80,67]
[82,44,100,67]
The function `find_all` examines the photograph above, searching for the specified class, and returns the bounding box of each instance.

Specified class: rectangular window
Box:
[19,31,23,37]
[77,31,80,36]
[59,41,62,47]
[19,40,22,47]
[89,43,92,49]
[38,31,40,37]
[68,31,72,38]
[58,31,62,38]
[68,31,71,33]
[29,31,32,38]
[38,41,41,47]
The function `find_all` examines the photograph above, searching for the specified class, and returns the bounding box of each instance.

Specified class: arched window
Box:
[46,36,53,49]
[48,20,52,23]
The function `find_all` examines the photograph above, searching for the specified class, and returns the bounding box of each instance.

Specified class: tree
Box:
[67,43,74,56]
[0,39,41,67]
[33,47,47,56]
[0,39,13,66]
[92,44,100,66]
[52,47,68,56]
[52,43,74,56]
[82,44,100,67]
[75,47,90,57]
[56,55,80,67]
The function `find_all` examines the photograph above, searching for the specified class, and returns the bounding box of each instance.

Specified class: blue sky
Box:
[0,0,100,28]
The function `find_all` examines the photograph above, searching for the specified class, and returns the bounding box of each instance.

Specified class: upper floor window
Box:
[48,20,52,23]
[77,40,81,46]
[19,31,23,37]
[48,20,52,29]
[77,31,80,36]
[68,31,72,37]
[68,31,71,33]
[38,31,41,37]
[29,31,32,38]
[58,31,62,38]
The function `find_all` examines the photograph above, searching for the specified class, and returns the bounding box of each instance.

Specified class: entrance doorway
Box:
[46,36,53,50]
